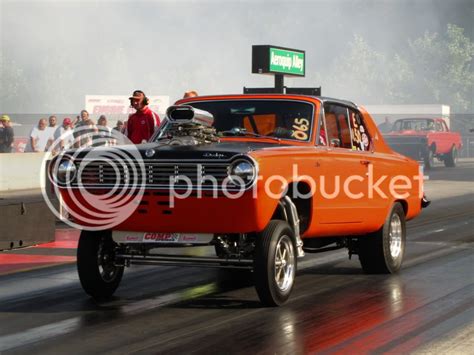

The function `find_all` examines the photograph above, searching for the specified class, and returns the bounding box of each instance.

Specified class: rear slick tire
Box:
[358,203,406,274]
[254,220,296,307]
[77,230,124,300]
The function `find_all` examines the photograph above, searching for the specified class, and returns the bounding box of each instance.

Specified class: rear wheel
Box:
[444,146,458,167]
[77,230,124,300]
[358,203,406,274]
[254,220,296,306]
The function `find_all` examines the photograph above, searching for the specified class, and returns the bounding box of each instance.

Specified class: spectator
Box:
[113,120,124,133]
[73,110,89,127]
[25,118,51,152]
[52,117,74,152]
[73,110,93,148]
[112,120,125,145]
[126,90,160,144]
[45,115,58,149]
[0,115,14,153]
[80,119,97,148]
[183,90,198,99]
[377,116,392,133]
[93,115,113,146]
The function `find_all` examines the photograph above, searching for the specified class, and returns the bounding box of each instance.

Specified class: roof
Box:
[179,94,358,110]
[316,96,358,109]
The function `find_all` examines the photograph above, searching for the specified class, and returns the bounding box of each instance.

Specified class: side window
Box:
[442,121,449,131]
[323,104,352,149]
[317,112,327,146]
[435,121,443,132]
[348,108,370,151]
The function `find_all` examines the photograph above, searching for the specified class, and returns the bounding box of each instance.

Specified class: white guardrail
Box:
[0,153,48,192]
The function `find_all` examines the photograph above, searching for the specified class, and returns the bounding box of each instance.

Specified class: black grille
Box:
[74,160,232,189]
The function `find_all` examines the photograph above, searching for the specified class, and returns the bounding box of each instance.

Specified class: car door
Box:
[313,103,371,228]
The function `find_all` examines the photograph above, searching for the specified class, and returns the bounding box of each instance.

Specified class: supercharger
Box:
[158,105,219,146]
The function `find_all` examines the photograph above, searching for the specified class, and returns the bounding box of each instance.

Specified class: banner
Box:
[85,95,170,116]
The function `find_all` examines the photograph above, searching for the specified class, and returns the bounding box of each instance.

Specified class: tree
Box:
[408,24,474,112]
[326,24,474,113]
[327,35,413,104]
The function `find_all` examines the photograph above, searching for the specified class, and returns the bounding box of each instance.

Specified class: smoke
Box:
[0,0,472,114]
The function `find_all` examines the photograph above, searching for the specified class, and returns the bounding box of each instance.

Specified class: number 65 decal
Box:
[292,118,310,140]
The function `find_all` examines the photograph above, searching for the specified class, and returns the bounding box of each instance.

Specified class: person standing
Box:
[183,90,198,99]
[112,119,125,145]
[26,118,51,152]
[126,90,160,144]
[93,115,112,146]
[377,116,392,133]
[53,117,74,152]
[0,115,14,153]
[113,120,124,133]
[73,110,93,148]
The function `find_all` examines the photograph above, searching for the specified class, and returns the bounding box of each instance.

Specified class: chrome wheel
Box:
[389,213,402,259]
[359,203,406,274]
[254,220,297,306]
[274,235,295,292]
[97,241,119,283]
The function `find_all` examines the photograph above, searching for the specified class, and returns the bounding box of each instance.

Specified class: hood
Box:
[67,141,290,161]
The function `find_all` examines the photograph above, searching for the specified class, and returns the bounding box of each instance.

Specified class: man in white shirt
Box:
[53,117,74,152]
[46,115,58,141]
[26,118,51,152]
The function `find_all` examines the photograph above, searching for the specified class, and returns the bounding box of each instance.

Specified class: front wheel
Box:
[254,220,297,306]
[424,149,434,170]
[77,230,124,300]
[358,203,406,274]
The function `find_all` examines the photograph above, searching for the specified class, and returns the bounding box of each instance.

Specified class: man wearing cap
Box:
[126,90,160,144]
[0,115,14,153]
[53,118,74,151]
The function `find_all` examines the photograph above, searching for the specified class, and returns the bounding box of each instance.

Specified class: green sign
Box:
[269,47,305,76]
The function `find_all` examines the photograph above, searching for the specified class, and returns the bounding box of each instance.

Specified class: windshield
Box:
[164,100,315,142]
[392,119,435,132]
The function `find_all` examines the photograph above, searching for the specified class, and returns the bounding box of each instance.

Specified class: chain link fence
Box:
[460,136,474,158]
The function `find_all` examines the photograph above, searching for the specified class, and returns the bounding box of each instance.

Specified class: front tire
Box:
[444,146,458,167]
[424,149,434,170]
[77,230,124,300]
[254,220,296,306]
[358,203,406,274]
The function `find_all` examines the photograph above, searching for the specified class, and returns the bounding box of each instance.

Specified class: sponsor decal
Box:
[125,235,141,242]
[182,235,198,242]
[143,232,179,242]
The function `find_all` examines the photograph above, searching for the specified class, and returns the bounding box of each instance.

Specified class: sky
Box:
[1,0,473,113]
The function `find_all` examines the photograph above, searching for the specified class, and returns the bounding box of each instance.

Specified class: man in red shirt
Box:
[126,90,160,144]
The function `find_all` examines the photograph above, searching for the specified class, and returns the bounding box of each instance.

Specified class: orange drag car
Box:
[50,94,428,306]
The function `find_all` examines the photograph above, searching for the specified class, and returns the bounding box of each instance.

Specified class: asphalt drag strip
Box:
[0,183,472,353]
